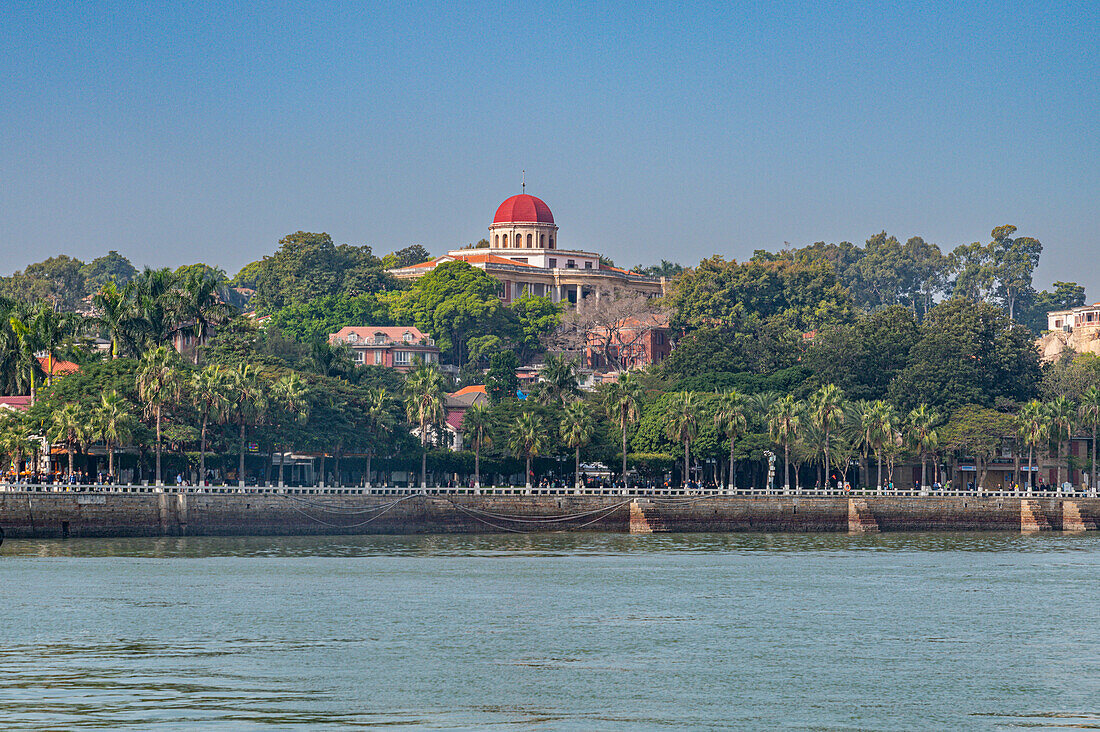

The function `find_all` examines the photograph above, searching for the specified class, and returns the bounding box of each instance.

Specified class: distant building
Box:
[387,193,667,304]
[583,312,671,371]
[328,326,440,371]
[1037,303,1100,361]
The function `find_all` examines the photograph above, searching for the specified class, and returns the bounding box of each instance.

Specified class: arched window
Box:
[502,234,508,247]
[494,234,499,247]
[549,237,554,248]
[527,233,533,248]
[540,234,546,247]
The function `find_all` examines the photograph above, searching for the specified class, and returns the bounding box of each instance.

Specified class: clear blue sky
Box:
[2,1,1097,296]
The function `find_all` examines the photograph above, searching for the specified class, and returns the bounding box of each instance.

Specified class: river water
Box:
[2,532,1099,730]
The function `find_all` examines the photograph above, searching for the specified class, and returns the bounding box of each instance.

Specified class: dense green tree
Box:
[806,306,919,400]
[713,390,748,489]
[511,295,560,363]
[268,294,393,343]
[888,299,1041,412]
[990,225,1042,321]
[940,405,1016,488]
[393,261,511,365]
[665,391,701,487]
[81,251,138,291]
[485,351,519,403]
[246,232,393,313]
[383,244,433,269]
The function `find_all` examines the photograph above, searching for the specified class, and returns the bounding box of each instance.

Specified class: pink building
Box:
[328,326,441,372]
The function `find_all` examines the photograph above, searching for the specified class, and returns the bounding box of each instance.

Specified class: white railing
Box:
[0,484,1095,499]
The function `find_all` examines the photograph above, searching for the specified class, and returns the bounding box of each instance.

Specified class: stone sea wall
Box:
[1,492,1098,539]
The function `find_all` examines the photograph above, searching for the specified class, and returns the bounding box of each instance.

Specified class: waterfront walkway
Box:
[1,483,1093,500]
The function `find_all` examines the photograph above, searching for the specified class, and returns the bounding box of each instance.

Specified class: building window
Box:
[374,350,384,365]
[494,234,499,247]
[585,261,592,269]
[347,332,358,343]
[541,234,546,247]
[354,351,365,363]
[374,333,386,344]
[549,237,554,247]
[403,332,413,343]
[394,351,412,366]
[527,233,532,247]
[567,259,575,268]
[549,258,557,268]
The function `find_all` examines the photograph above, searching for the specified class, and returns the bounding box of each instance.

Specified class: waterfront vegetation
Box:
[0,227,1097,489]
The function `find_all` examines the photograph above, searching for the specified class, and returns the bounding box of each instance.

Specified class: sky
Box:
[1,1,1097,296]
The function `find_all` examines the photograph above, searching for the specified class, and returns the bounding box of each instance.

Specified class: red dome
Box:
[493,194,554,225]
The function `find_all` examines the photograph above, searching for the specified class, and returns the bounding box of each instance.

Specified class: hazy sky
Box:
[2,1,1097,296]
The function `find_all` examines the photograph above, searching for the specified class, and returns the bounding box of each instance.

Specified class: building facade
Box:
[1037,302,1100,361]
[328,326,440,371]
[387,193,667,304]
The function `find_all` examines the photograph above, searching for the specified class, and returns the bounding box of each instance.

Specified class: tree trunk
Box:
[574,445,580,490]
[525,455,532,489]
[420,436,427,490]
[1056,440,1063,488]
[199,415,208,484]
[155,406,163,485]
[238,421,246,487]
[366,448,373,489]
[823,427,830,487]
[784,442,791,492]
[621,422,628,487]
[319,452,327,487]
[108,440,115,479]
[68,438,74,476]
[683,440,690,488]
[1093,426,1097,494]
[876,448,882,490]
[920,452,927,491]
[1028,445,1034,491]
[729,441,735,490]
[333,446,342,487]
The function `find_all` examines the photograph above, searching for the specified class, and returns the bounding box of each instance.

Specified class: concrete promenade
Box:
[1,485,1098,539]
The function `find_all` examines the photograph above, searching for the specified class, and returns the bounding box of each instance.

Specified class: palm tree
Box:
[560,400,594,490]
[602,372,643,485]
[225,362,266,487]
[172,271,235,363]
[33,304,78,388]
[95,390,134,480]
[462,402,493,489]
[0,412,37,482]
[537,354,580,406]
[1046,396,1076,488]
[509,412,548,489]
[868,400,897,489]
[190,365,230,483]
[9,312,41,405]
[665,391,701,488]
[1017,399,1046,492]
[714,390,748,489]
[91,282,130,359]
[405,363,445,489]
[136,345,181,486]
[906,404,939,491]
[810,384,846,487]
[1078,386,1100,494]
[768,395,802,492]
[361,387,392,489]
[270,372,311,487]
[48,403,85,477]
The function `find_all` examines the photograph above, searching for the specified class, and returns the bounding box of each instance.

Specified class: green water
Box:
[2,532,1099,730]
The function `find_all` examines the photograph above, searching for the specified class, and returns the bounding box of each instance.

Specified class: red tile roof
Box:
[36,357,80,376]
[0,396,32,412]
[452,384,487,397]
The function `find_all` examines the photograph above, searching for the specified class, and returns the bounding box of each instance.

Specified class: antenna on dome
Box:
[521,170,525,194]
